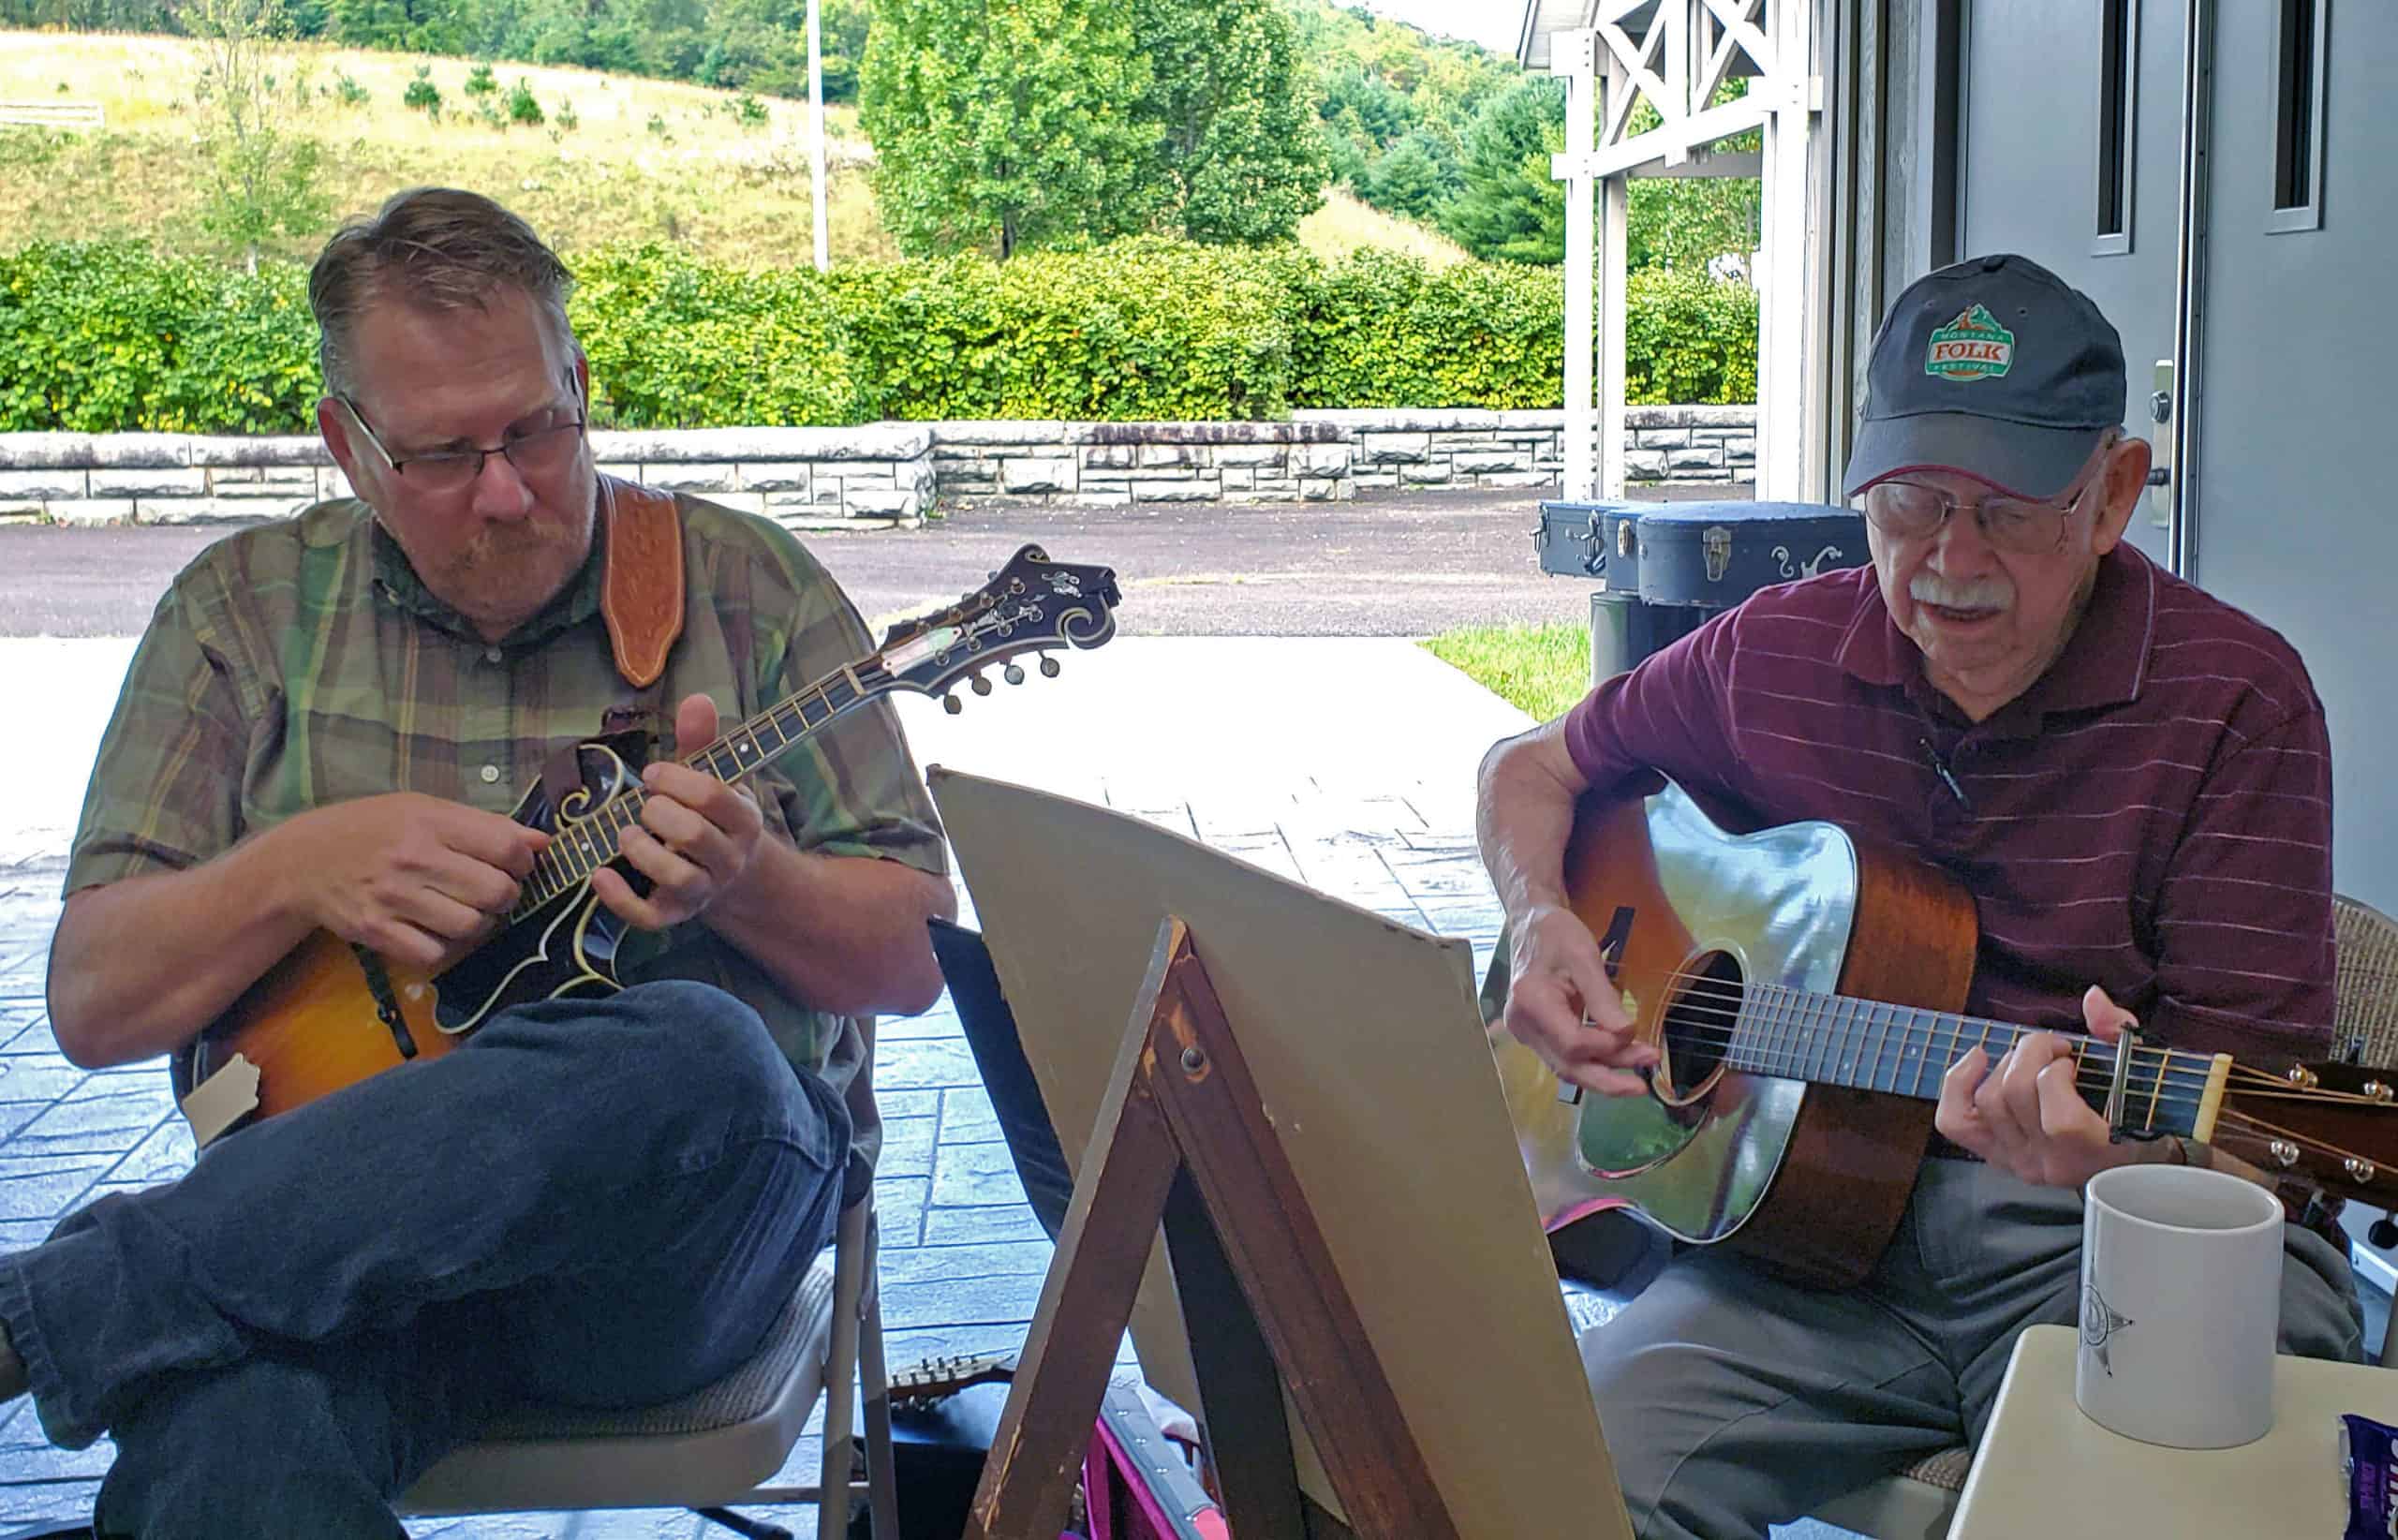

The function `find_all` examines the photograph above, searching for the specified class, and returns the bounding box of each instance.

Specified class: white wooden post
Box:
[808,0,829,274]
[1599,55,1629,502]
[1754,0,1817,501]
[1553,29,1597,503]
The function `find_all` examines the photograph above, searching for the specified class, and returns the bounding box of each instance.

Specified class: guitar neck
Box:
[1710,984,2229,1141]
[512,659,896,917]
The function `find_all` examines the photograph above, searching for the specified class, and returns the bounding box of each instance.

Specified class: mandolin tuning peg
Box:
[942,693,963,716]
[1003,663,1025,686]
[970,673,993,696]
[1039,654,1060,678]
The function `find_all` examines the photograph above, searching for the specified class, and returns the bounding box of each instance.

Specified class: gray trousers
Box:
[1580,1157,2364,1540]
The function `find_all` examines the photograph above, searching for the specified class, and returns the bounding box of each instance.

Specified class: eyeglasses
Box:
[1861,457,2108,557]
[343,397,586,497]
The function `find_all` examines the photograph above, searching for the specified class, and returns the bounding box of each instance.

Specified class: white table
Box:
[1950,1324,2398,1538]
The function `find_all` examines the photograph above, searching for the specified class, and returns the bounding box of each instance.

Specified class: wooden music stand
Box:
[970,914,1457,1540]
[926,768,1631,1540]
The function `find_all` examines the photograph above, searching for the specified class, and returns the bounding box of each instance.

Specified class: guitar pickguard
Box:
[1500,784,1861,1242]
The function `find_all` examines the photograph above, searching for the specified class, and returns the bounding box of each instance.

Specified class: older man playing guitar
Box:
[1479,253,2361,1539]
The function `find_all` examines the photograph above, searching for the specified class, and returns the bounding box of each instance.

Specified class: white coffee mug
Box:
[2076,1162,2284,1448]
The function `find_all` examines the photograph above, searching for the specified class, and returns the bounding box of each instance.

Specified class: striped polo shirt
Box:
[1562,541,2334,1066]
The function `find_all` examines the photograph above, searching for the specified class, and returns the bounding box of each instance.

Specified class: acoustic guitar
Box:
[1490,778,2398,1289]
[173,544,1120,1148]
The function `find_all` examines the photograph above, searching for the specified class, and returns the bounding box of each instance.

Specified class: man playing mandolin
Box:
[1480,254,2361,1538]
[0,188,957,1534]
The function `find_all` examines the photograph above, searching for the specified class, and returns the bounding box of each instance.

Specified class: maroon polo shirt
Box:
[1561,541,2334,1066]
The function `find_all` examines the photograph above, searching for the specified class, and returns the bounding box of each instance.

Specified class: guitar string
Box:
[1636,967,2257,1086]
[1606,973,2287,1103]
[1629,988,2375,1116]
[1624,974,2228,1088]
[2212,1104,2388,1177]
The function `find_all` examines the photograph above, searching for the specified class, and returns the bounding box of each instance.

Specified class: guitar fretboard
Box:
[511,663,884,917]
[1676,981,2224,1140]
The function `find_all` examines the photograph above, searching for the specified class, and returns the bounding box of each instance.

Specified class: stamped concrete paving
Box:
[0,636,1540,1535]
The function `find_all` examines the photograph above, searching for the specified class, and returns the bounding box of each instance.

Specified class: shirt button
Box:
[480,764,501,784]
[482,645,504,664]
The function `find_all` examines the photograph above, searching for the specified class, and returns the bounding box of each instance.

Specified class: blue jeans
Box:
[0,980,850,1539]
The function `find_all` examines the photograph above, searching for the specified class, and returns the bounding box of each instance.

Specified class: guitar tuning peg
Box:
[1003,663,1025,686]
[942,693,962,716]
[970,673,993,696]
[1039,654,1060,678]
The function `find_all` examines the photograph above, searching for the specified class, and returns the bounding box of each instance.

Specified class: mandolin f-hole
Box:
[1655,949,1742,1109]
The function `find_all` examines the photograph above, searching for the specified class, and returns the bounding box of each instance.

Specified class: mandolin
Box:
[1491,778,2398,1289]
[174,544,1121,1148]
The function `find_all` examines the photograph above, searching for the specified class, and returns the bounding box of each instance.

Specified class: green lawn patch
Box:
[1420,623,1591,723]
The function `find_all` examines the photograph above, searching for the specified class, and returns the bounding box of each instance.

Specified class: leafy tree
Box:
[1628,168,1758,273]
[323,0,457,53]
[1440,75,1762,274]
[860,0,1161,259]
[1130,0,1325,246]
[188,0,329,273]
[1365,126,1454,220]
[1442,76,1565,264]
[1286,0,1512,219]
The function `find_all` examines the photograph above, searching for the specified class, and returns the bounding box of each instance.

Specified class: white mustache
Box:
[1909,572,2012,612]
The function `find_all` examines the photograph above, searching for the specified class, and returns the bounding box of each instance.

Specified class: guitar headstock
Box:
[2213,1059,2398,1208]
[873,544,1120,712]
[889,1349,1020,1414]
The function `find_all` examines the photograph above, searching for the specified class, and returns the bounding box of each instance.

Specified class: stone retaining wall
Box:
[0,407,1754,527]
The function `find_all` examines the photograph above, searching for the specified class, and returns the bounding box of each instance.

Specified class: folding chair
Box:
[399,1062,901,1540]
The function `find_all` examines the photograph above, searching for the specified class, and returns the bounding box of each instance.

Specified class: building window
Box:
[2094,0,2137,255]
[2270,0,2329,232]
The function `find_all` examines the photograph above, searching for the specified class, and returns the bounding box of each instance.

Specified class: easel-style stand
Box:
[966,917,1462,1540]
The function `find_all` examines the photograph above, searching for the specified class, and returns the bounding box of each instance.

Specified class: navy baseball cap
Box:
[1842,253,2128,500]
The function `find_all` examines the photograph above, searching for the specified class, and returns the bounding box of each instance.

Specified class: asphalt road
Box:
[0,485,1745,640]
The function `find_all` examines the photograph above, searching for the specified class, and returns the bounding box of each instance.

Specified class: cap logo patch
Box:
[1926,304,2016,381]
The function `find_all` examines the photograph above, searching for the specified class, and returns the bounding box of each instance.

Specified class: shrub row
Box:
[0,238,1759,435]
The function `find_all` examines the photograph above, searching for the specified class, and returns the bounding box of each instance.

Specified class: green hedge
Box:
[0,239,1759,434]
[0,244,321,435]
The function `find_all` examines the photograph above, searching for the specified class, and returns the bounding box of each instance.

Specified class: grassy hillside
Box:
[0,31,893,264]
[0,28,1469,269]
[1297,187,1468,268]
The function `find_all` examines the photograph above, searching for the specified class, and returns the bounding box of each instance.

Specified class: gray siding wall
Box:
[1958,4,2397,911]
[2184,6,2394,914]
[1960,0,2183,568]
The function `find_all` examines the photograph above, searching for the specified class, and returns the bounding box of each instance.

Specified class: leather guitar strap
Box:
[598,474,686,690]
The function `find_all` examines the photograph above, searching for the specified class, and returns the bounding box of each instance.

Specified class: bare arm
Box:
[48,840,316,1069]
[1476,716,1592,929]
[703,843,955,1018]
[47,794,545,1069]
[1476,718,1655,1094]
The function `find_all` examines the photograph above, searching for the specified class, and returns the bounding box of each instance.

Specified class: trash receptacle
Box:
[1535,499,1872,683]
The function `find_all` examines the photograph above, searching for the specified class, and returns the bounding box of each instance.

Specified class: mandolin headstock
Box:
[871,544,1120,712]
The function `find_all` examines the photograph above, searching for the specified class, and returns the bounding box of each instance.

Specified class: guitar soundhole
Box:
[1660,950,1743,1099]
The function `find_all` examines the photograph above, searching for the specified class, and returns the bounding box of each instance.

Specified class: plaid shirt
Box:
[67,493,948,1121]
